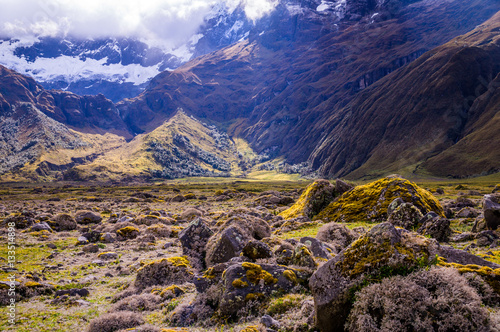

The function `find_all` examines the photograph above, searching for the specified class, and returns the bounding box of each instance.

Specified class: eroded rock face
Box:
[315,177,444,223]
[483,194,500,230]
[279,180,336,220]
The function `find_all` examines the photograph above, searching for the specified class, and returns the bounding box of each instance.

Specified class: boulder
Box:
[456,207,479,219]
[30,222,53,232]
[180,208,203,221]
[242,240,273,260]
[335,179,353,196]
[75,211,102,224]
[279,180,336,220]
[483,194,500,230]
[300,237,332,259]
[417,215,451,242]
[134,256,192,289]
[116,226,140,240]
[49,213,77,231]
[315,223,356,253]
[218,262,307,316]
[476,230,499,247]
[205,226,249,266]
[178,218,214,269]
[82,244,99,253]
[315,177,444,223]
[387,202,424,230]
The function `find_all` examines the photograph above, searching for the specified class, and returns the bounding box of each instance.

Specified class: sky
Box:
[0,0,278,47]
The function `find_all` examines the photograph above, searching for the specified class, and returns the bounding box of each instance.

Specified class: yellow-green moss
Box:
[170,226,184,237]
[159,285,184,298]
[279,180,330,220]
[267,293,306,315]
[232,278,249,288]
[437,257,500,294]
[316,177,444,223]
[283,270,298,284]
[97,252,117,258]
[24,281,42,287]
[242,262,278,285]
[245,293,265,301]
[203,267,216,279]
[166,256,191,268]
[116,226,139,237]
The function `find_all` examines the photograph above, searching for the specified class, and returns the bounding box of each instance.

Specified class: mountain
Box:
[118,0,500,178]
[0,1,260,103]
[1,0,500,182]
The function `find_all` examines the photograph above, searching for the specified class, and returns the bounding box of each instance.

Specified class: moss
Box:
[267,294,306,315]
[437,257,500,294]
[24,281,42,287]
[203,267,216,279]
[232,278,249,288]
[279,180,332,220]
[166,256,191,268]
[170,226,184,237]
[97,252,117,258]
[240,326,260,332]
[283,270,298,284]
[159,285,185,298]
[116,226,139,238]
[29,230,51,238]
[245,293,265,301]
[316,177,444,223]
[242,262,278,285]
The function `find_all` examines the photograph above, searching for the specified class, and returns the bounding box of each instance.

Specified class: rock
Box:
[3,212,35,229]
[261,314,281,329]
[91,260,106,266]
[116,226,140,240]
[219,262,307,316]
[386,197,404,216]
[292,244,317,268]
[280,180,336,220]
[30,222,53,232]
[46,243,57,249]
[97,252,119,260]
[315,223,356,253]
[205,226,249,266]
[82,244,99,253]
[387,202,424,230]
[472,214,487,233]
[310,223,443,332]
[438,245,499,269]
[316,177,444,223]
[417,216,451,242]
[55,288,90,297]
[81,230,102,243]
[180,208,203,221]
[171,194,186,202]
[77,236,89,245]
[100,233,116,243]
[134,256,193,289]
[456,207,479,218]
[450,232,474,242]
[483,194,500,230]
[49,213,77,231]
[435,188,445,195]
[242,240,273,260]
[335,179,353,196]
[75,210,102,224]
[476,230,499,247]
[493,184,500,193]
[179,218,214,269]
[300,237,331,259]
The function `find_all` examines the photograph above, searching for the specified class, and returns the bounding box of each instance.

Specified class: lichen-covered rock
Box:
[134,256,193,289]
[3,212,35,229]
[75,210,102,224]
[218,262,308,317]
[315,223,356,253]
[242,240,273,261]
[30,222,53,232]
[493,184,500,193]
[180,208,203,221]
[292,244,318,268]
[279,180,336,220]
[49,213,77,231]
[300,237,332,260]
[335,179,353,196]
[387,202,424,230]
[179,218,214,269]
[220,215,271,240]
[310,223,441,332]
[205,226,249,266]
[116,226,140,240]
[456,207,480,219]
[483,194,500,230]
[315,177,444,223]
[476,230,499,247]
[417,215,451,242]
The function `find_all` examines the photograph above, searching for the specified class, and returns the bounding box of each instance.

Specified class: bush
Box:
[87,311,144,332]
[347,267,491,332]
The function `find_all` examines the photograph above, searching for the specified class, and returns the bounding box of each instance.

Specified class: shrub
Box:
[347,267,491,332]
[110,293,160,312]
[87,311,144,332]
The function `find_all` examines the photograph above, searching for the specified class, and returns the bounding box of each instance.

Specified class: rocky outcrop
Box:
[483,194,500,230]
[279,180,336,220]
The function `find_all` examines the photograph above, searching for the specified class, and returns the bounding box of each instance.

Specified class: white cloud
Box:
[0,0,278,47]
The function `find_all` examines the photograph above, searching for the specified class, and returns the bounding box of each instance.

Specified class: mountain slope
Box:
[310,11,500,179]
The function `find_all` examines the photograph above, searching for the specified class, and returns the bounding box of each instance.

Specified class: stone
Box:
[75,210,102,224]
[456,207,479,219]
[483,194,500,230]
[82,244,99,253]
[178,218,214,269]
[134,256,193,289]
[417,213,451,242]
[315,223,356,253]
[476,230,499,247]
[171,194,186,202]
[242,240,273,260]
[387,202,424,230]
[280,180,336,220]
[261,314,281,329]
[300,237,331,259]
[335,179,353,196]
[293,244,317,268]
[30,222,53,232]
[97,252,119,260]
[180,208,203,221]
[46,243,57,249]
[50,213,77,231]
[55,288,90,297]
[81,230,102,243]
[205,226,249,267]
[77,236,89,245]
[100,233,116,243]
[450,232,474,242]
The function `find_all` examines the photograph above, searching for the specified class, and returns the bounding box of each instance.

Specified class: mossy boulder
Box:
[49,213,77,231]
[280,180,336,220]
[315,177,444,223]
[116,226,140,240]
[134,256,193,289]
[179,217,214,269]
[387,202,424,230]
[218,262,307,317]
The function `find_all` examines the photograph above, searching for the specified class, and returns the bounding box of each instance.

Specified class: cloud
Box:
[0,0,278,48]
